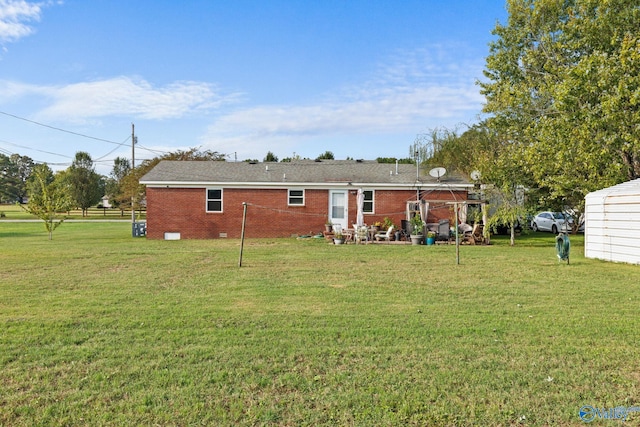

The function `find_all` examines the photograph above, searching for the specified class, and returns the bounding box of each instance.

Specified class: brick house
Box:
[139,160,472,239]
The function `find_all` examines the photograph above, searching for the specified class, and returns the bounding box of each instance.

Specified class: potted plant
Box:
[426,231,436,245]
[333,229,344,245]
[371,221,383,233]
[410,213,424,245]
[325,218,333,233]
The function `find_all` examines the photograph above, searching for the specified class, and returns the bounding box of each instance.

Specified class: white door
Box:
[329,190,348,231]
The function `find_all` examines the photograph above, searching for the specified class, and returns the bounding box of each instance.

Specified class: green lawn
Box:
[1,222,639,426]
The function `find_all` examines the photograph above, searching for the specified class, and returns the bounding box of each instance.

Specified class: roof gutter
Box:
[141,180,473,190]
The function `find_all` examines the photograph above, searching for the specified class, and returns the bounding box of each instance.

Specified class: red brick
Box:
[145,187,467,239]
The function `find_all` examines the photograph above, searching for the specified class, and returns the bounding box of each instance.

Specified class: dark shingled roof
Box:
[140,160,471,188]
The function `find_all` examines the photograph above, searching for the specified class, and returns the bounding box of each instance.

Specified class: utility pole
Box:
[131,123,136,227]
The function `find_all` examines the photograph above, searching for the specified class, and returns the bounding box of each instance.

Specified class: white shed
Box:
[584,179,640,264]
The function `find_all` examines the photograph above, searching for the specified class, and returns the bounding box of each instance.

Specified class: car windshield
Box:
[552,212,565,219]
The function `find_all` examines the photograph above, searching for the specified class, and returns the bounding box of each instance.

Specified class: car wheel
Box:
[532,222,538,232]
[552,224,558,234]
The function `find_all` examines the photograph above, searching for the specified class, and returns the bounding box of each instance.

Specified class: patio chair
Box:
[355,225,369,244]
[471,223,485,245]
[374,226,394,242]
[437,219,450,242]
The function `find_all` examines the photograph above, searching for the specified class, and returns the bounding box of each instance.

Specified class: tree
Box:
[111,156,131,182]
[411,128,459,167]
[105,157,131,210]
[480,0,640,216]
[22,164,73,240]
[66,152,104,216]
[315,151,334,160]
[0,154,18,203]
[464,124,536,245]
[263,151,278,162]
[0,154,34,203]
[376,157,414,164]
[118,147,226,214]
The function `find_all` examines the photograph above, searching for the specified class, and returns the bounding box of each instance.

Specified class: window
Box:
[288,189,304,206]
[363,190,374,213]
[206,188,223,212]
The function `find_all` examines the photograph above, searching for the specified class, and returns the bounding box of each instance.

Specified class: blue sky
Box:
[0,0,507,174]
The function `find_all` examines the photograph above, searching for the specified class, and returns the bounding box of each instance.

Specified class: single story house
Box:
[139,159,473,239]
[584,178,640,265]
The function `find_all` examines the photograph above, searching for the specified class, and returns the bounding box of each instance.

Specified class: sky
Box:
[0,0,508,174]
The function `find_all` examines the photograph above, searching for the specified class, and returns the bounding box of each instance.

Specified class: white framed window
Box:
[363,190,374,213]
[288,189,305,206]
[206,188,223,212]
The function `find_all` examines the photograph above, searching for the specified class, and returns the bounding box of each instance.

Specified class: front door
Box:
[329,190,348,231]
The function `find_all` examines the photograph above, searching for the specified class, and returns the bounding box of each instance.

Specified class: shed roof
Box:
[140,160,472,189]
[585,178,640,200]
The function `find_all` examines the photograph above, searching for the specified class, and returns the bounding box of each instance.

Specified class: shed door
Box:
[329,190,348,231]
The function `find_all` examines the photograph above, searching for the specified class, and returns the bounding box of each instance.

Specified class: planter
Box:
[333,238,344,245]
[426,237,435,245]
[410,234,423,245]
[325,224,333,233]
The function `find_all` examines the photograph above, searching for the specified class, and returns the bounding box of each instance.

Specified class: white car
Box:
[531,211,573,233]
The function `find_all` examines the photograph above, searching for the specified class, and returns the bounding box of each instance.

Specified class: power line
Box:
[94,136,131,162]
[0,138,72,159]
[137,143,171,156]
[0,110,129,147]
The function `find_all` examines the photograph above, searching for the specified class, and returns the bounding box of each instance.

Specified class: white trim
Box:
[362,189,375,214]
[288,188,305,206]
[206,187,223,212]
[329,189,348,230]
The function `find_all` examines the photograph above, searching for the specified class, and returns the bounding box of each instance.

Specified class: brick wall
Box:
[145,186,467,239]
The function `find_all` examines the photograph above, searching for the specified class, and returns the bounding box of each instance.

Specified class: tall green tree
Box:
[23,164,73,240]
[105,157,131,210]
[11,154,35,203]
[263,151,278,162]
[315,151,334,160]
[66,152,104,216]
[480,0,640,215]
[0,154,34,203]
[0,154,18,203]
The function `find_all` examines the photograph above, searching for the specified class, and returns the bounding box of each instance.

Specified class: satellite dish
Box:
[429,167,447,180]
[470,170,481,181]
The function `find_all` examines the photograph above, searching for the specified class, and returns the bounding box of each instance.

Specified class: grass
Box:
[1,222,640,426]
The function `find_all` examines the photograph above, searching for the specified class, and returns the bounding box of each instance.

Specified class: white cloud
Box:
[200,44,485,159]
[0,76,243,122]
[0,0,43,43]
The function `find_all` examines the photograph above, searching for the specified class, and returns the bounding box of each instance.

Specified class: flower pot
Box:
[410,234,423,245]
[426,237,435,245]
[333,238,344,245]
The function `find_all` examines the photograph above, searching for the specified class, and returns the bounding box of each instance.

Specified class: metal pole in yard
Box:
[455,202,460,265]
[238,202,248,267]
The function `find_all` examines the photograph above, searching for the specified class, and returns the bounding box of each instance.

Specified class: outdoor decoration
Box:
[556,232,570,264]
